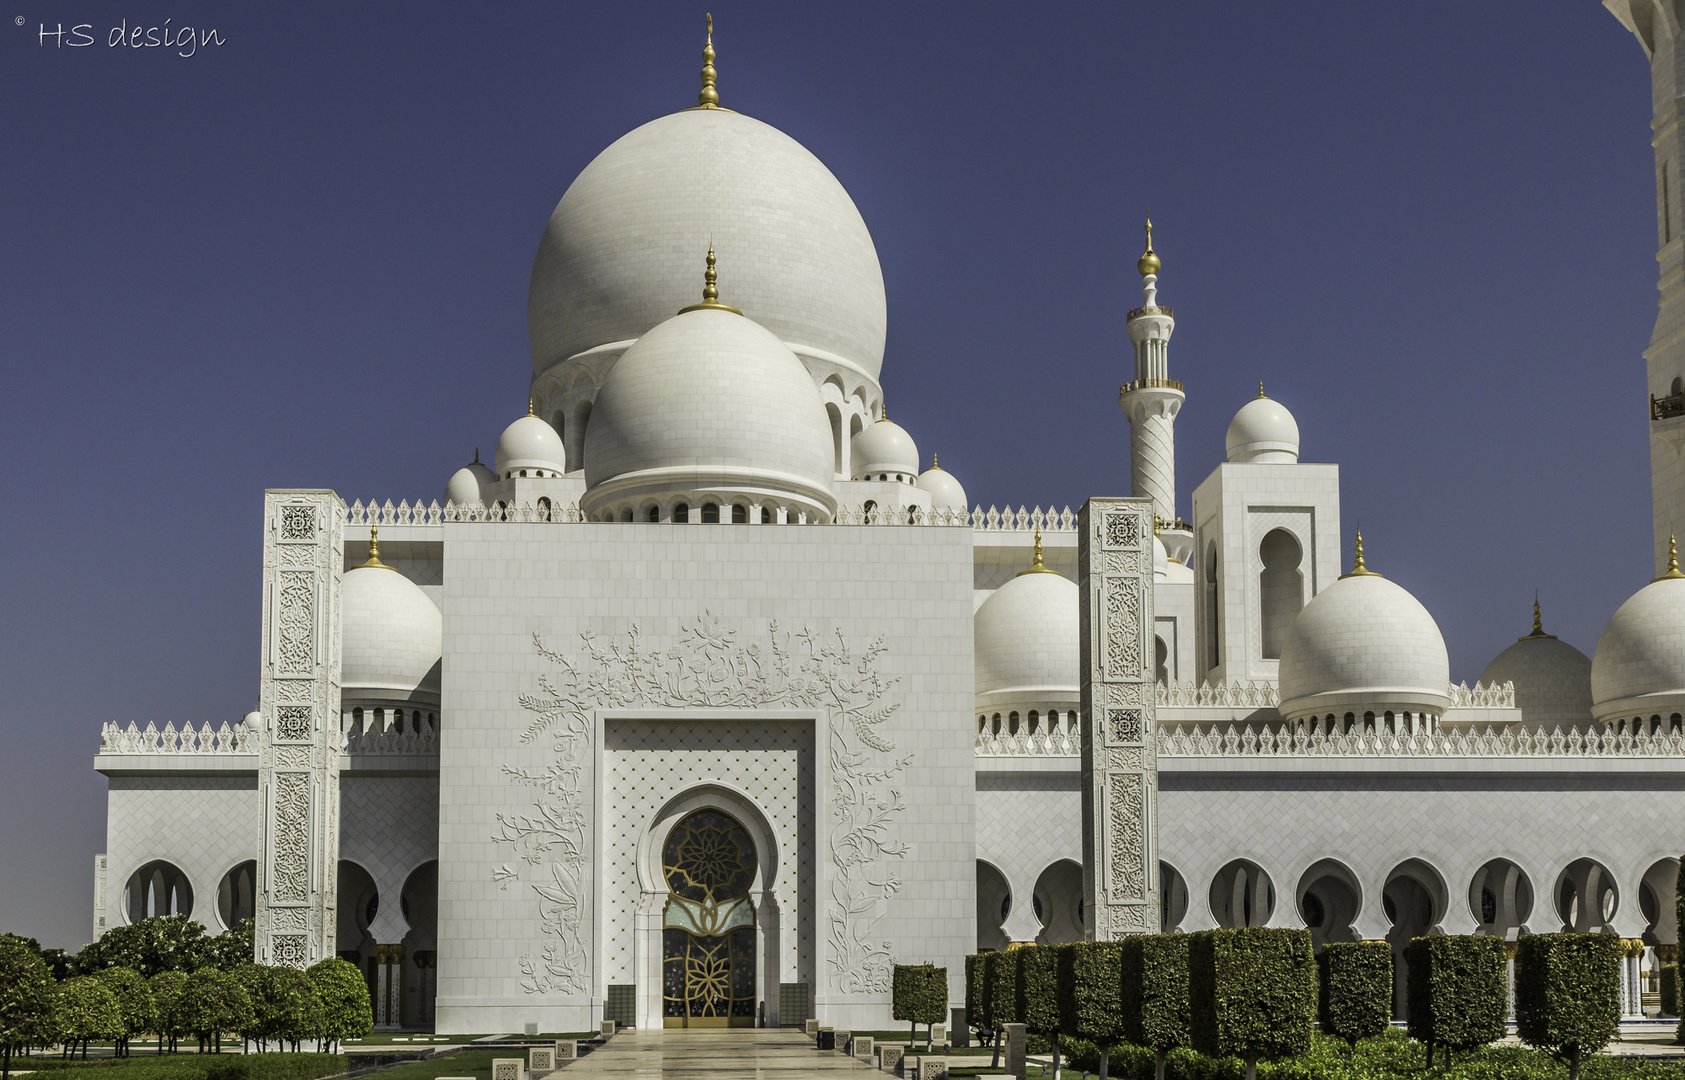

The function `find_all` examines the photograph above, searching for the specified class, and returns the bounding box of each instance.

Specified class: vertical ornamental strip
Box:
[1078,498,1160,938]
[255,490,345,967]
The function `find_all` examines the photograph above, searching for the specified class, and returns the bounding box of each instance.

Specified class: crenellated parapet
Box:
[99,720,256,755]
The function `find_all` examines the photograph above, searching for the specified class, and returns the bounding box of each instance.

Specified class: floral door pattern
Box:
[661,809,757,1027]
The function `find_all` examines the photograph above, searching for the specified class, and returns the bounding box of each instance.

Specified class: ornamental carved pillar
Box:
[1077,498,1160,938]
[372,943,406,1029]
[254,491,345,968]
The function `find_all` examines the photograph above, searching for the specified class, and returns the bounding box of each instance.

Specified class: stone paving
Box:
[560,1029,875,1077]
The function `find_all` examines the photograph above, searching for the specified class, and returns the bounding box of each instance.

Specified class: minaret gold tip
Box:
[1340,530,1381,579]
[698,13,720,109]
[1655,533,1685,581]
[679,244,743,315]
[360,525,393,571]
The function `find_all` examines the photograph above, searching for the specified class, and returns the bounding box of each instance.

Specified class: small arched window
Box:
[1028,710,1040,734]
[863,500,877,523]
[674,503,690,523]
[761,507,773,524]
[732,504,747,524]
[647,506,660,523]
[1008,711,1020,735]
[1258,529,1304,660]
[992,713,1002,735]
[702,503,720,524]
[537,497,552,521]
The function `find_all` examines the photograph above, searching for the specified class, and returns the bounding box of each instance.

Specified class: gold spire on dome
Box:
[1018,528,1060,576]
[1258,381,1267,399]
[1137,216,1161,278]
[473,448,481,464]
[1655,533,1685,582]
[931,452,941,470]
[696,13,723,109]
[527,398,535,417]
[359,525,393,571]
[1339,530,1381,579]
[1521,596,1556,640]
[879,401,889,422]
[679,245,743,315]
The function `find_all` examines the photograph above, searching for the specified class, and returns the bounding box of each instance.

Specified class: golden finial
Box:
[1655,533,1685,581]
[1521,595,1556,640]
[1258,381,1266,399]
[1137,216,1161,277]
[1153,514,1162,537]
[1018,528,1060,576]
[527,398,535,417]
[879,401,888,422]
[1339,530,1381,579]
[359,525,393,571]
[931,452,940,470]
[679,245,743,315]
[473,448,481,464]
[697,13,720,109]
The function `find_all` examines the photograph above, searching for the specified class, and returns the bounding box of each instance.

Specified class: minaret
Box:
[1119,218,1184,524]
[1605,3,1685,574]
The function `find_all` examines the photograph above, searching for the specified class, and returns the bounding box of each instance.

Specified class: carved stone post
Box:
[1077,498,1160,938]
[254,491,344,967]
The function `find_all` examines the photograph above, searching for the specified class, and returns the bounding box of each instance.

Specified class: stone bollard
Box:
[835,1030,853,1054]
[555,1040,578,1061]
[917,1057,949,1080]
[527,1047,555,1074]
[950,1007,969,1048]
[1004,1023,1027,1080]
[491,1058,525,1080]
[599,1019,616,1039]
[816,1027,836,1050]
[805,1018,819,1038]
[877,1044,905,1074]
[852,1035,875,1061]
[930,1022,946,1048]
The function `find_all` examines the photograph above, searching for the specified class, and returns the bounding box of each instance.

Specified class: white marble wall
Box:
[101,774,261,936]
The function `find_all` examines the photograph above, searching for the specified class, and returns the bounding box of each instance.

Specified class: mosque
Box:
[89,7,1685,1035]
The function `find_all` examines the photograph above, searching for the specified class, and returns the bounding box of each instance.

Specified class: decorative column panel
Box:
[255,491,345,968]
[1077,498,1160,938]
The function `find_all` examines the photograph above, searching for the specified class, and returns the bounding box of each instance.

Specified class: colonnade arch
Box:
[216,861,257,931]
[1031,860,1084,944]
[1555,857,1619,933]
[976,861,1011,952]
[124,860,193,924]
[1160,862,1189,932]
[1469,858,1533,937]
[1210,860,1274,928]
[1640,858,1681,945]
[1296,859,1362,949]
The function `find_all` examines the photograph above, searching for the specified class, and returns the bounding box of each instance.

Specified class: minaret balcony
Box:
[1121,377,1184,394]
[1652,391,1685,421]
[1127,304,1173,321]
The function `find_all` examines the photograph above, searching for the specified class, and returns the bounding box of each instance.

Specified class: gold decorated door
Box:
[661,809,757,1028]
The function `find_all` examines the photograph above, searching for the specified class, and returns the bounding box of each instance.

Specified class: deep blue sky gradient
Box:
[0,2,1659,946]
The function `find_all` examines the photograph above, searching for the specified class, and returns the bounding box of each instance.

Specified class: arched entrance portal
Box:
[661,808,758,1028]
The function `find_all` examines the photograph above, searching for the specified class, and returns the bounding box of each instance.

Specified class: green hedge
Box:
[1122,933,1190,1055]
[1404,935,1507,1067]
[1016,945,1061,1037]
[1317,941,1391,1048]
[891,963,947,1027]
[36,1055,346,1080]
[1058,940,1123,1051]
[989,947,1021,1027]
[1662,964,1678,1018]
[1514,933,1621,1080]
[964,953,986,1032]
[1188,928,1314,1080]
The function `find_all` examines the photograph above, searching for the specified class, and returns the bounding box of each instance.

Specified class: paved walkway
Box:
[563,1029,874,1077]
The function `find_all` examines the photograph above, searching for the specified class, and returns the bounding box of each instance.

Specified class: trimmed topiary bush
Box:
[1662,962,1678,1018]
[1317,941,1391,1048]
[1404,934,1507,1068]
[989,947,1021,1030]
[1016,945,1064,1073]
[174,969,252,1053]
[1122,933,1191,1080]
[891,963,947,1049]
[1515,932,1621,1080]
[95,969,157,1058]
[964,953,987,1039]
[1189,928,1315,1080]
[53,977,123,1061]
[0,938,54,1078]
[147,971,188,1054]
[304,959,369,1052]
[1058,941,1123,1080]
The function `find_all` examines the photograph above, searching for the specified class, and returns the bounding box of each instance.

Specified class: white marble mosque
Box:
[88,7,1685,1035]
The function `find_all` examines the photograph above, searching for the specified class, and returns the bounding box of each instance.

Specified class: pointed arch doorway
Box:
[661,808,758,1027]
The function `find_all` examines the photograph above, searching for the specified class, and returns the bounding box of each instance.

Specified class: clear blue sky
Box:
[0,2,1658,947]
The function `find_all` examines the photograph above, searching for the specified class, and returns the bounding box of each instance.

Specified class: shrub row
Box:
[33,1054,346,1080]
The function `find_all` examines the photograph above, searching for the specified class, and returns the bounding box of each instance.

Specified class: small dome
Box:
[342,563,442,703]
[582,307,835,520]
[1278,567,1450,722]
[918,460,968,513]
[243,710,262,731]
[1590,574,1685,722]
[1226,392,1300,464]
[974,564,1079,709]
[1154,534,1170,581]
[1481,611,1592,729]
[851,417,920,480]
[529,108,886,382]
[445,454,497,506]
[495,413,566,478]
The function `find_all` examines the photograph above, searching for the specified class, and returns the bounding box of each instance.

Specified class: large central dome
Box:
[528,108,887,382]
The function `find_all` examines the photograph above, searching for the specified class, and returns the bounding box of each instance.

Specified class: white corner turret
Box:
[1226,387,1300,464]
[445,449,498,506]
[917,453,968,513]
[495,405,567,480]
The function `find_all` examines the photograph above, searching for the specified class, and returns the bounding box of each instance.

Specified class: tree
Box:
[1016,945,1064,1078]
[891,964,947,1050]
[0,938,54,1079]
[176,967,253,1053]
[1404,935,1507,1068]
[53,976,122,1061]
[76,915,209,978]
[306,958,371,1053]
[1189,928,1316,1080]
[1122,934,1191,1080]
[205,921,255,972]
[94,968,156,1058]
[149,970,189,1054]
[1058,940,1123,1080]
[1515,933,1621,1080]
[0,936,72,982]
[236,965,325,1052]
[1317,941,1392,1049]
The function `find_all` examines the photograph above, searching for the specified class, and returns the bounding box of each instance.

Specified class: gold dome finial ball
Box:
[1137,216,1160,277]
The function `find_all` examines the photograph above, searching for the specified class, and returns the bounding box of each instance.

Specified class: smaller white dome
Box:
[1590,571,1685,722]
[243,710,262,731]
[974,561,1080,710]
[495,413,566,478]
[342,561,442,703]
[445,454,497,506]
[1480,610,1592,729]
[1154,534,1170,581]
[917,460,968,512]
[1278,560,1450,722]
[851,416,920,480]
[1226,392,1300,464]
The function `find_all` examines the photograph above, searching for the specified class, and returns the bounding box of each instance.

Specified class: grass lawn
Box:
[485,1035,596,1043]
[345,1050,504,1080]
[341,1037,488,1048]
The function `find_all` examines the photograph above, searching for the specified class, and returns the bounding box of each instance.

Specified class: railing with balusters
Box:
[343,499,1082,532]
